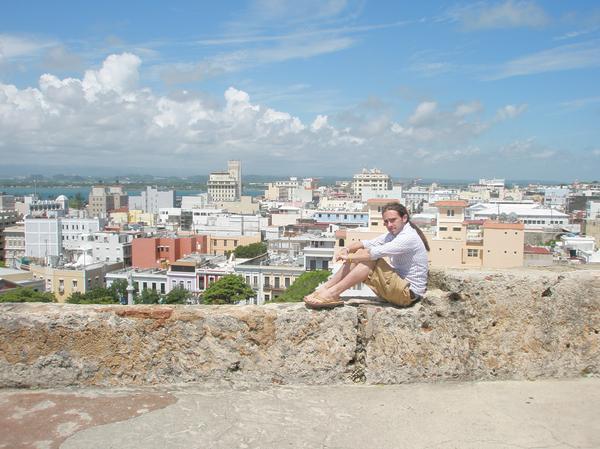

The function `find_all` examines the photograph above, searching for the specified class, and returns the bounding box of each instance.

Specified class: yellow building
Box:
[429,201,524,268]
[31,261,123,303]
[207,235,262,256]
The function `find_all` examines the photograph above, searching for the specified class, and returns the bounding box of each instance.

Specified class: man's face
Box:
[383,210,408,235]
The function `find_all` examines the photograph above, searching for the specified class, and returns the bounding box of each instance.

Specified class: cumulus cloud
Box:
[0,52,525,174]
[449,1,549,30]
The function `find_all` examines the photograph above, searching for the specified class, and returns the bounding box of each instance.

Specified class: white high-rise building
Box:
[352,168,391,197]
[128,186,175,215]
[208,160,242,202]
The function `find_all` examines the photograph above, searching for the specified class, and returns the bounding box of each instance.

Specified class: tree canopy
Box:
[164,285,192,304]
[271,270,330,303]
[0,287,56,303]
[67,286,120,304]
[234,242,267,258]
[202,275,255,305]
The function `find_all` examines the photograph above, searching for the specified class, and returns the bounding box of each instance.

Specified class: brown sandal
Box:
[304,294,344,309]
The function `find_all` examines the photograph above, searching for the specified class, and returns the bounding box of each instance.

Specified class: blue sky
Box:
[0,0,599,181]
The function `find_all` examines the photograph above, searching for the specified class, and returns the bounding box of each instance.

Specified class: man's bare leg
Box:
[306,249,371,300]
[308,259,376,303]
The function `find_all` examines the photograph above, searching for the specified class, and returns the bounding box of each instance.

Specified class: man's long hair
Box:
[382,202,430,252]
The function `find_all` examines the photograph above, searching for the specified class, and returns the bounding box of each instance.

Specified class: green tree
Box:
[0,287,56,303]
[234,242,267,258]
[202,275,255,305]
[108,279,128,302]
[164,285,192,304]
[138,288,161,304]
[67,287,118,304]
[69,192,86,210]
[271,270,330,303]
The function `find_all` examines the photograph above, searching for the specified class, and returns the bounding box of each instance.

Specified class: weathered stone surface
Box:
[0,267,598,388]
[0,303,357,387]
[365,267,600,383]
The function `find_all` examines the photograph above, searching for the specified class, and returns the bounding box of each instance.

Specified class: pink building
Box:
[132,236,208,269]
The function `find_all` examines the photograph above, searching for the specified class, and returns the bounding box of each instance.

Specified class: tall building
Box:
[129,186,175,215]
[0,194,16,211]
[3,225,25,268]
[88,185,128,217]
[352,168,391,197]
[0,210,19,264]
[208,160,242,202]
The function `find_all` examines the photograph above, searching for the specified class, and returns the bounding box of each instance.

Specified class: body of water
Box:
[0,186,264,199]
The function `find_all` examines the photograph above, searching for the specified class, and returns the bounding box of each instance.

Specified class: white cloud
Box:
[449,1,549,30]
[0,53,531,174]
[409,101,438,125]
[489,40,600,80]
[455,101,483,117]
[0,34,55,61]
[495,104,527,120]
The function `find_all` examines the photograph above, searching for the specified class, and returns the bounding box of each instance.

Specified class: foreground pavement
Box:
[1,378,598,449]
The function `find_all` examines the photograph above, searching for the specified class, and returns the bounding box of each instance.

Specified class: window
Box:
[264,276,270,287]
[285,277,290,288]
[143,282,147,290]
[253,276,258,287]
[467,249,478,257]
[439,227,448,231]
[274,277,280,288]
[452,227,461,232]
[160,283,165,294]
[152,282,156,291]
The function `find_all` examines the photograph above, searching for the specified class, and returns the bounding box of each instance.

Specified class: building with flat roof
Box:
[352,168,391,198]
[129,186,175,215]
[207,160,242,202]
[132,235,208,269]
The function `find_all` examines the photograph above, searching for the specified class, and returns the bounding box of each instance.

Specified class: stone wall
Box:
[1,267,599,388]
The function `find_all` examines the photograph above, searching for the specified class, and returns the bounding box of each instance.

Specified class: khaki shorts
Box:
[364,259,414,307]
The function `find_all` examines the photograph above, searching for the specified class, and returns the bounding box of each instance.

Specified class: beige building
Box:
[212,196,259,215]
[352,168,391,197]
[3,225,25,268]
[429,201,524,268]
[30,261,123,303]
[208,234,261,256]
[366,198,401,232]
[0,210,19,265]
[208,160,242,202]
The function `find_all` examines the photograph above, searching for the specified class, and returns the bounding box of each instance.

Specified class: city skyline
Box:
[0,1,599,180]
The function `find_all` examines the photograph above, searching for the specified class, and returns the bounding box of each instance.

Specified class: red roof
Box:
[524,245,551,255]
[435,200,468,207]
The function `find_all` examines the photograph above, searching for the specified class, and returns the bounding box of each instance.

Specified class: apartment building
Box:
[207,160,242,202]
[88,186,120,218]
[208,234,261,255]
[0,210,18,264]
[429,201,525,268]
[3,225,25,268]
[352,168,391,197]
[129,186,175,215]
[132,235,208,269]
[30,260,123,302]
[234,254,305,304]
[467,201,569,230]
[264,177,313,203]
[0,194,16,210]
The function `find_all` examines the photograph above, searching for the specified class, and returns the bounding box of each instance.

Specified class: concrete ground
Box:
[1,378,598,449]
